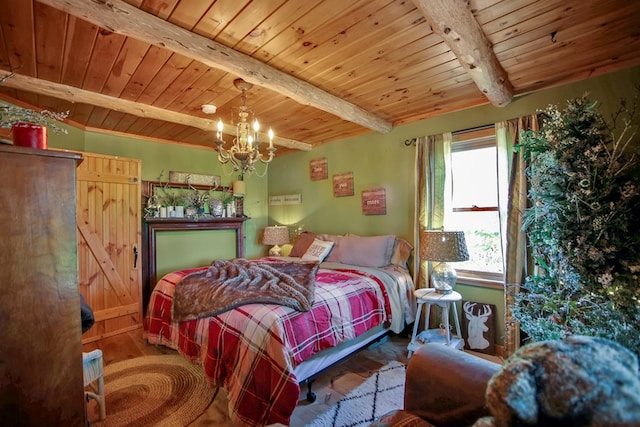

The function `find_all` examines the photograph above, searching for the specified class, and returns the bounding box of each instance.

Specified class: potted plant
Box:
[0,103,68,149]
[513,93,640,355]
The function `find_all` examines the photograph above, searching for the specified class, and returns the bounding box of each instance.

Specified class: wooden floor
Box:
[84,327,503,426]
[82,328,174,364]
[83,328,414,426]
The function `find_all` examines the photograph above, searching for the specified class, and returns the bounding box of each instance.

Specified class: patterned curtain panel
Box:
[496,115,539,357]
[413,133,452,290]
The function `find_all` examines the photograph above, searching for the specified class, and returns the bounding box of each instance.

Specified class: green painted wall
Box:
[48,121,85,151]
[48,127,270,280]
[267,66,640,345]
[40,66,639,345]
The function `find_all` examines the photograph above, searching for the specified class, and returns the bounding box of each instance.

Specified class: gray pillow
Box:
[338,235,396,268]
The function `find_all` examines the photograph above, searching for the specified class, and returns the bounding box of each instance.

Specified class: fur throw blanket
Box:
[171,259,319,322]
[473,335,640,427]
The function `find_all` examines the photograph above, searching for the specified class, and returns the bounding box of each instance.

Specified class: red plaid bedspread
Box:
[144,265,391,426]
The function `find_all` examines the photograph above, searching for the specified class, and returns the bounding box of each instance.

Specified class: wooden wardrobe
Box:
[0,145,85,425]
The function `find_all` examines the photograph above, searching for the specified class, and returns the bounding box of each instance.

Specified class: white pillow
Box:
[301,238,334,262]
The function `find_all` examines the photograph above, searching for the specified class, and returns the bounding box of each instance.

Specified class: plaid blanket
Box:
[144,265,392,426]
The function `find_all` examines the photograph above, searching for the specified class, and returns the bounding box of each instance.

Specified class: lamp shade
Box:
[420,230,469,262]
[232,180,246,196]
[262,226,290,246]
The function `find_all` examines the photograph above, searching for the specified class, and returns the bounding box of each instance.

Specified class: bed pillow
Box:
[301,238,335,262]
[390,238,413,268]
[338,235,396,268]
[316,234,344,262]
[289,231,316,257]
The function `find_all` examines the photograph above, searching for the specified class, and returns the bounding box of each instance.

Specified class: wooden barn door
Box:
[76,152,142,344]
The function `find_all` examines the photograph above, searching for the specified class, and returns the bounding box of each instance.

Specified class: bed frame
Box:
[294,325,389,402]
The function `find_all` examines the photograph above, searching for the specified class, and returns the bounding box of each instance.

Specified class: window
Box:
[445,127,504,285]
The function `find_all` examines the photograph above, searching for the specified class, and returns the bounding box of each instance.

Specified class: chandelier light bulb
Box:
[217,119,224,140]
[268,128,274,149]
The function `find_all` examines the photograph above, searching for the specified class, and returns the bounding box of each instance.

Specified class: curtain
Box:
[414,121,538,356]
[496,115,539,357]
[413,133,452,290]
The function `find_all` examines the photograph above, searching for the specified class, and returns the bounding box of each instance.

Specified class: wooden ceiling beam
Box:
[37,0,393,134]
[412,0,514,107]
[0,71,312,151]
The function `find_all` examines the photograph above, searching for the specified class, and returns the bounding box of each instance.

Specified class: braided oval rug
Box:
[91,354,217,427]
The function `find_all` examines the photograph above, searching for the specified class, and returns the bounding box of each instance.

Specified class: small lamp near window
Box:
[262,225,290,256]
[420,230,469,294]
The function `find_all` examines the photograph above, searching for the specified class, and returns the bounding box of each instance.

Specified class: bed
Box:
[143,233,416,426]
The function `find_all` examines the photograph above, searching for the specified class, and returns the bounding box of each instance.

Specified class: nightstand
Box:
[408,288,463,357]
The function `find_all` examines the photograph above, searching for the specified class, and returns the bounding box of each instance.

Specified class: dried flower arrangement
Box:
[0,103,69,134]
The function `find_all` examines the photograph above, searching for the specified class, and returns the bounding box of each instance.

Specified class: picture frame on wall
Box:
[461,300,496,355]
[169,171,220,187]
[310,157,328,181]
[333,172,354,197]
[361,187,386,215]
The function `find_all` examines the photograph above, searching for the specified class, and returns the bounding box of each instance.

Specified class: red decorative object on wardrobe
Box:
[12,122,47,149]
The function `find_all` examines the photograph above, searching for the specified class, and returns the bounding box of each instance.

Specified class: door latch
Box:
[133,246,138,268]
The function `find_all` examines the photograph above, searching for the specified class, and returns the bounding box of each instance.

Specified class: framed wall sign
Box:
[169,171,220,187]
[310,157,328,181]
[361,187,386,215]
[269,194,302,205]
[461,300,496,355]
[333,172,354,197]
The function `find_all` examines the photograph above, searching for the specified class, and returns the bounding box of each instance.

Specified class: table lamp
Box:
[420,230,469,294]
[232,180,245,217]
[262,225,290,256]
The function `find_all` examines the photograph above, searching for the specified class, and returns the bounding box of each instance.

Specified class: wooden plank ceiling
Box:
[0,0,639,156]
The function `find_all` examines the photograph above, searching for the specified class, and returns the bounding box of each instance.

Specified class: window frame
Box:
[448,127,504,290]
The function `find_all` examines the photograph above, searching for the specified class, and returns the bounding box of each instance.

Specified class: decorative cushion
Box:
[289,231,316,257]
[316,234,344,262]
[338,235,396,268]
[316,233,342,243]
[483,335,640,426]
[390,238,413,268]
[301,238,335,262]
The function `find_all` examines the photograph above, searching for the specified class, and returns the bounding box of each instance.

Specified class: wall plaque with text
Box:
[362,187,386,215]
[333,172,354,197]
[310,157,328,181]
[169,171,220,187]
[269,194,302,205]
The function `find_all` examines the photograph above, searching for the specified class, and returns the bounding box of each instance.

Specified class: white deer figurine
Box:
[464,302,491,350]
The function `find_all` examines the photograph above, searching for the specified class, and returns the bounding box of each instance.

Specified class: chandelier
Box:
[214,78,275,177]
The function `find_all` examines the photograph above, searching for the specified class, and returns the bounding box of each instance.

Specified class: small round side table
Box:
[407,288,463,357]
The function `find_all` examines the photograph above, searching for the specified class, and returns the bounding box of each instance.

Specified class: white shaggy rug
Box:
[306,361,406,427]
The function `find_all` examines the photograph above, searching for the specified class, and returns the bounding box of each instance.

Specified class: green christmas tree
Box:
[513,93,640,355]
